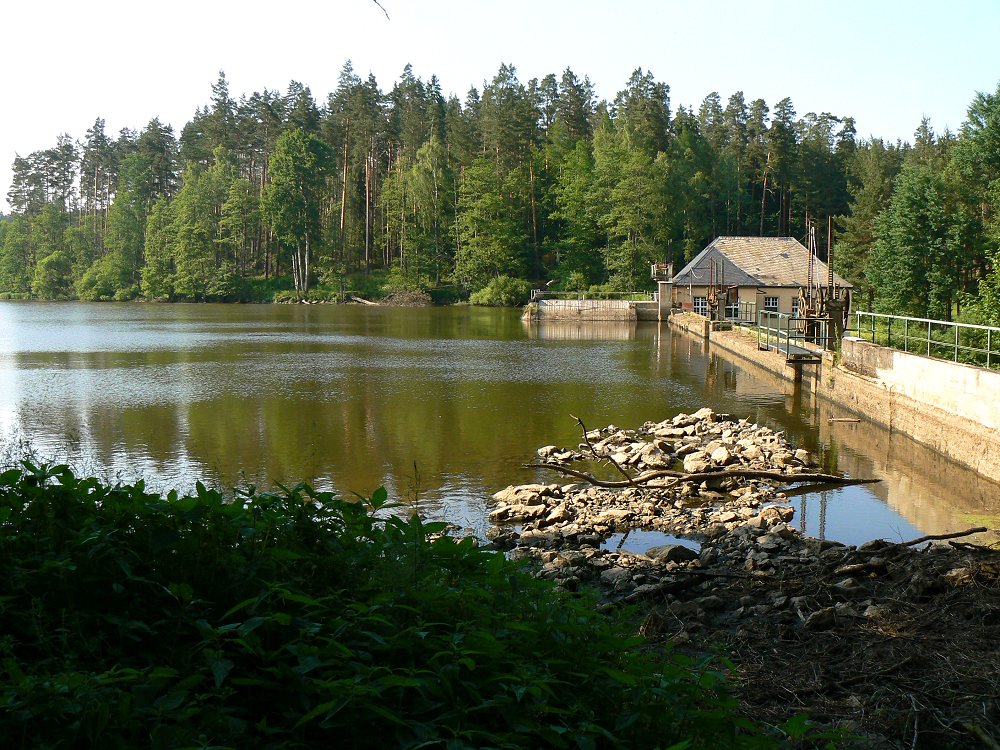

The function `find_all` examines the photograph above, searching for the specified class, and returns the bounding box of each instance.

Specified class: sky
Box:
[2,0,999,213]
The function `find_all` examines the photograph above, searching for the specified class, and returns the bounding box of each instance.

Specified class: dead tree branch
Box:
[525,462,880,489]
[571,414,636,486]
[901,527,988,546]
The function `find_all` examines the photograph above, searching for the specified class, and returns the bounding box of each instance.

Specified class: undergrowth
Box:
[0,463,813,749]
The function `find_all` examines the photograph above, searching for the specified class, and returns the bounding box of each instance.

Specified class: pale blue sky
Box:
[3,0,998,212]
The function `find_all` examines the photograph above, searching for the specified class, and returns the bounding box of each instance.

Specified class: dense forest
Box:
[4,63,1000,321]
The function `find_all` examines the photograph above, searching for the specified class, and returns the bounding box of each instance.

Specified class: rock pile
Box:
[487,408,810,601]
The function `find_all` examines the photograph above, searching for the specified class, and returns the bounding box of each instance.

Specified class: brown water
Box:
[1,302,997,544]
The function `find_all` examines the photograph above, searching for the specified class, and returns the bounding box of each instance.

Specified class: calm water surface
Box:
[2,302,998,546]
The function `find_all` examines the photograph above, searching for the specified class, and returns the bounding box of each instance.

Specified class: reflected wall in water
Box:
[524,320,638,341]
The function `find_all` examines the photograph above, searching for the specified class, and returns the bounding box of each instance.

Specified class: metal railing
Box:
[757,310,833,357]
[854,311,1000,369]
[732,301,757,325]
[530,289,655,302]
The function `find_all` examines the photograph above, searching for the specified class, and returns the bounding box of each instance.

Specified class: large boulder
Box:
[646,544,700,563]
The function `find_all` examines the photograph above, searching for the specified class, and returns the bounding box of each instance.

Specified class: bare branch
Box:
[571,414,636,486]
[901,527,989,546]
[373,0,390,19]
[525,462,880,489]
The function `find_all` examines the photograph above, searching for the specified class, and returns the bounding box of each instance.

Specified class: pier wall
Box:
[523,299,636,322]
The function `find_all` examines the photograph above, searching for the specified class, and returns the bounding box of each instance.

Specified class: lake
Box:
[2,302,998,547]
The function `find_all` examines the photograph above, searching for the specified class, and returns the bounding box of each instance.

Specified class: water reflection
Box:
[524,320,639,341]
[1,302,997,545]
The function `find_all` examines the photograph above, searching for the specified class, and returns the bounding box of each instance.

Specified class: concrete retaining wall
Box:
[839,338,1000,431]
[526,299,637,322]
[689,317,1000,482]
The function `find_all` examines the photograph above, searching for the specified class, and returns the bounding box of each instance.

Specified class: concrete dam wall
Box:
[522,298,661,322]
[674,313,1000,483]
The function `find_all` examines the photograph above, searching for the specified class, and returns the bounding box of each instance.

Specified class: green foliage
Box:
[31,250,73,299]
[241,275,295,303]
[383,263,431,294]
[261,129,333,296]
[867,161,964,319]
[565,270,589,292]
[0,214,33,294]
[142,197,176,300]
[76,251,135,301]
[427,284,463,305]
[973,252,1000,326]
[468,274,532,306]
[0,466,785,749]
[21,62,1000,318]
[454,157,528,291]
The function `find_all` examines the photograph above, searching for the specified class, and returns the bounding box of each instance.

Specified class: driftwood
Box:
[901,527,988,546]
[524,462,881,489]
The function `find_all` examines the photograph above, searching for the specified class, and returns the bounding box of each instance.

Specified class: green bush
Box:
[0,464,794,749]
[565,270,589,292]
[241,275,295,303]
[76,253,130,301]
[31,250,74,300]
[427,284,463,305]
[469,275,533,306]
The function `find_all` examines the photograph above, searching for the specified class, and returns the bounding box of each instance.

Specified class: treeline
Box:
[2,62,1000,319]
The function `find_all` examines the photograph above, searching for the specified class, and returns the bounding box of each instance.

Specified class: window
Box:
[791,297,800,317]
[693,296,708,316]
[764,296,780,311]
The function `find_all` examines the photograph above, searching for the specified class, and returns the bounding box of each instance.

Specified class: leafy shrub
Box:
[565,270,589,292]
[0,464,786,749]
[427,284,463,305]
[469,275,533,306]
[203,260,242,301]
[76,252,131,301]
[31,250,74,299]
[240,275,295,303]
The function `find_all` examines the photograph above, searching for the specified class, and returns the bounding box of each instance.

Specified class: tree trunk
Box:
[365,146,371,272]
[303,233,310,295]
[759,152,770,236]
[529,158,538,261]
[340,117,350,264]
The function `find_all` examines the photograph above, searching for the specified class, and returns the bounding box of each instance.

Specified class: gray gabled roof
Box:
[671,236,853,289]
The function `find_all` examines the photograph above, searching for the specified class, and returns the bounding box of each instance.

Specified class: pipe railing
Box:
[854,311,1000,370]
[757,310,834,354]
[530,290,655,302]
